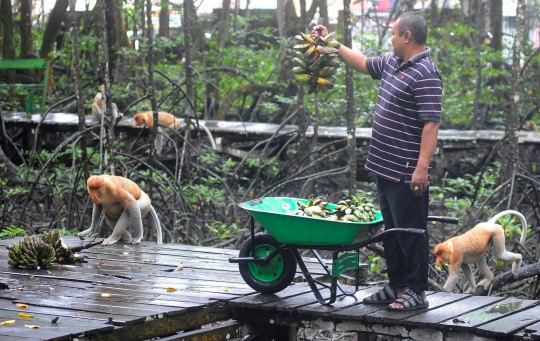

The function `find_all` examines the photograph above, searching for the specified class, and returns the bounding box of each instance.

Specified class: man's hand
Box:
[410,166,429,196]
[311,25,328,40]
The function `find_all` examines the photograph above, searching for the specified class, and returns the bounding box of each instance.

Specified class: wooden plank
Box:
[93,282,240,301]
[474,304,540,337]
[439,297,538,331]
[297,286,387,317]
[403,295,504,327]
[0,308,113,331]
[259,289,332,312]
[5,286,203,310]
[0,335,42,341]
[57,285,225,305]
[3,293,181,318]
[158,320,250,341]
[228,283,316,308]
[0,299,143,326]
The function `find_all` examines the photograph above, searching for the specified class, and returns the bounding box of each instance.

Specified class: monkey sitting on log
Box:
[133,111,182,155]
[79,175,162,245]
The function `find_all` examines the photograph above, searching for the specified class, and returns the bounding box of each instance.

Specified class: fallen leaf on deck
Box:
[18,313,33,318]
[1,320,15,326]
[220,286,228,292]
[101,293,111,297]
[173,262,183,272]
[25,325,41,329]
[166,287,177,292]
[76,314,85,316]
[16,303,28,308]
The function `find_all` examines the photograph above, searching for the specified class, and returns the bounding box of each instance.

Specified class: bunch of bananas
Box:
[331,195,377,223]
[40,230,84,264]
[292,32,341,94]
[8,236,56,269]
[291,195,331,218]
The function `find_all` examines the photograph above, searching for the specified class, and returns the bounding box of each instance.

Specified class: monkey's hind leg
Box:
[102,211,132,246]
[104,214,132,242]
[475,255,495,289]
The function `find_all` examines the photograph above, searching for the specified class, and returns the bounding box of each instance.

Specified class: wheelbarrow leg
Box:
[291,248,337,305]
[311,249,360,297]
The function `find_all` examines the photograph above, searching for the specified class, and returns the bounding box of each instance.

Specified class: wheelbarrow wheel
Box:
[239,232,297,294]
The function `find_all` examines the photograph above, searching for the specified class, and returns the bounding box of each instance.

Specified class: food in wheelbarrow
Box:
[290,195,331,217]
[289,194,378,223]
[330,195,377,222]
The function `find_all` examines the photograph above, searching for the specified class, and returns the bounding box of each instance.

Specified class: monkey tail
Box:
[487,210,528,244]
[149,205,163,244]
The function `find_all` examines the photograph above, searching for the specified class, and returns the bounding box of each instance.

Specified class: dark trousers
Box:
[376,176,430,292]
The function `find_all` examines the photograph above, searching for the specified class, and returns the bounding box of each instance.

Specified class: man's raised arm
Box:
[311,25,370,75]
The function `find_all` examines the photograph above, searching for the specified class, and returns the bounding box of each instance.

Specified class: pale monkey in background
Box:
[92,84,120,120]
[133,111,182,155]
[434,210,527,293]
[79,175,163,246]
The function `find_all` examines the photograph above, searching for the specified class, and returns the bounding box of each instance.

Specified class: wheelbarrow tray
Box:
[239,197,383,245]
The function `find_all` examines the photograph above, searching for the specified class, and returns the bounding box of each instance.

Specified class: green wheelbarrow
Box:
[229,197,458,305]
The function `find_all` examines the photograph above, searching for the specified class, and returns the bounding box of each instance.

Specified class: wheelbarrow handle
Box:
[427,216,459,224]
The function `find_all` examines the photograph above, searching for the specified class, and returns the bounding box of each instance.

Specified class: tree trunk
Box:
[19,0,33,58]
[68,0,88,228]
[97,0,114,174]
[147,0,158,157]
[157,0,170,60]
[159,0,170,38]
[343,0,356,194]
[490,0,503,51]
[318,0,328,27]
[1,0,15,81]
[218,0,231,47]
[41,0,69,60]
[503,0,525,203]
[470,1,488,130]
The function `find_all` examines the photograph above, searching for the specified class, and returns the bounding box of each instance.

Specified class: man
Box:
[312,11,442,310]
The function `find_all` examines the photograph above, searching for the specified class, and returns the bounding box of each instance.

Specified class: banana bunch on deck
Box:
[8,230,87,269]
[7,236,56,269]
[330,195,377,223]
[291,195,331,218]
[292,32,341,94]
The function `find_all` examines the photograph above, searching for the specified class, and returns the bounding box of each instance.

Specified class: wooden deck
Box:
[0,237,539,341]
[3,111,540,149]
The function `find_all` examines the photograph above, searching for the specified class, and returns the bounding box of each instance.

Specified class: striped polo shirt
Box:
[365,48,442,184]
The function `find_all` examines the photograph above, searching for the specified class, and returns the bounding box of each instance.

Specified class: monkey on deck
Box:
[92,84,120,121]
[79,175,162,245]
[434,210,527,293]
[133,111,182,155]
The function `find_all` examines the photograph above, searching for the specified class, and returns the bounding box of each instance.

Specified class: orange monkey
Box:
[79,175,162,245]
[434,210,527,293]
[133,111,182,155]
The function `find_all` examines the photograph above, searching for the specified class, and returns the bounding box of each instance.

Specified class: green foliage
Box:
[0,225,27,239]
[430,162,501,217]
[367,254,381,274]
[208,221,246,240]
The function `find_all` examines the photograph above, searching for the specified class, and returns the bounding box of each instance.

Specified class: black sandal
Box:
[387,289,429,311]
[363,284,398,304]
